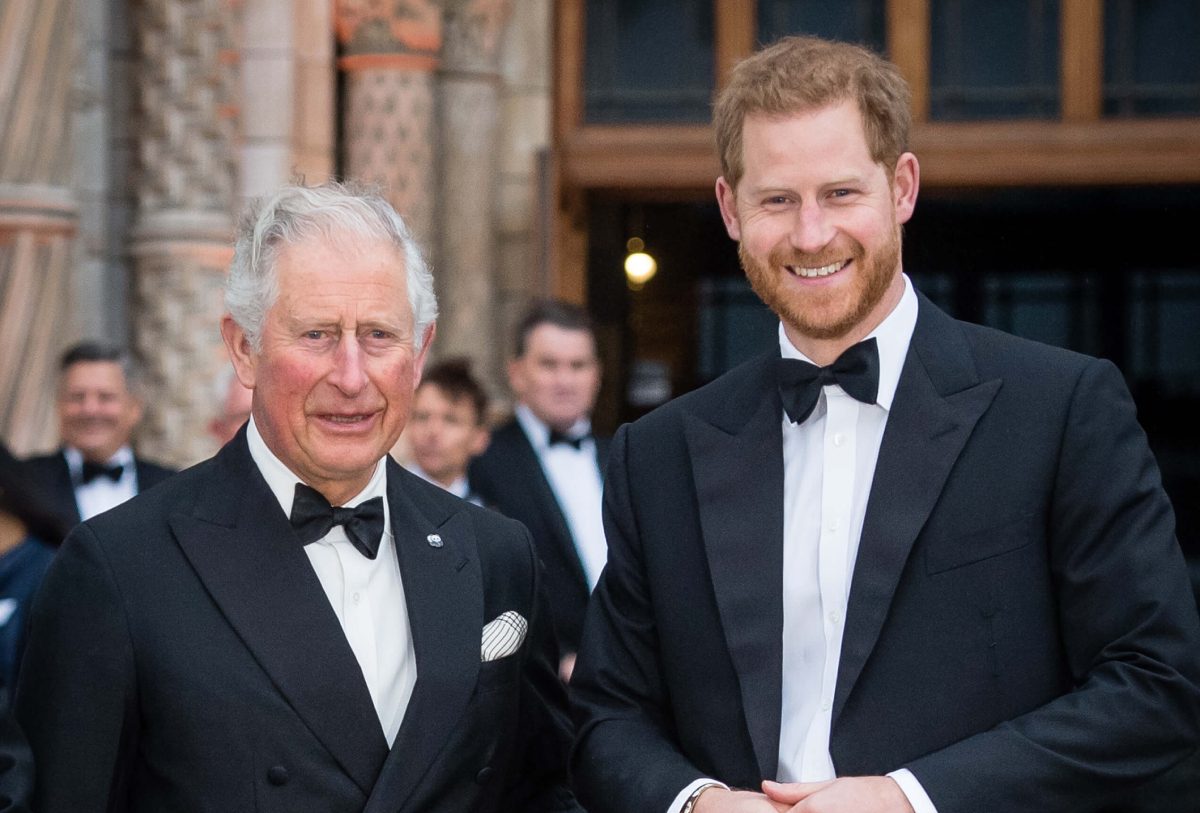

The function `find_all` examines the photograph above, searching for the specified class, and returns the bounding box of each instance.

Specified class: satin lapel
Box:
[363,464,482,813]
[53,452,82,526]
[169,435,388,795]
[684,364,785,781]
[832,302,1001,726]
[512,425,590,591]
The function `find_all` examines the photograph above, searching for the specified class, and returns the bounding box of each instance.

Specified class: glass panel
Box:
[757,0,887,53]
[929,0,1060,120]
[1128,271,1200,395]
[1104,0,1200,117]
[584,0,715,124]
[983,272,1101,355]
[696,278,777,382]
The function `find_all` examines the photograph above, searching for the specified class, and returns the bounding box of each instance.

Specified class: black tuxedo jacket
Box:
[570,295,1200,813]
[22,449,175,528]
[470,420,611,654]
[15,429,581,813]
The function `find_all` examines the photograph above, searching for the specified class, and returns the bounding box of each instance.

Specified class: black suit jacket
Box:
[22,449,175,528]
[470,420,610,654]
[15,429,581,813]
[570,295,1200,813]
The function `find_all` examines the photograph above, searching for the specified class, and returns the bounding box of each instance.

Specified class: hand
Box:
[761,777,915,813]
[693,786,791,813]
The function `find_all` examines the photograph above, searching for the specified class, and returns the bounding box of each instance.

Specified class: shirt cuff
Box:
[667,778,729,813]
[887,768,938,813]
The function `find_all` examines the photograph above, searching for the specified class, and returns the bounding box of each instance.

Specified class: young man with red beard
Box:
[569,36,1200,813]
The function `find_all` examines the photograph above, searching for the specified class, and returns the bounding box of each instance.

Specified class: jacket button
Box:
[475,766,493,784]
[267,766,289,786]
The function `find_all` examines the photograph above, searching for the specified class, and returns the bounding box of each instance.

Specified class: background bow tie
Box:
[777,338,881,424]
[80,461,124,485]
[289,483,385,560]
[548,429,591,450]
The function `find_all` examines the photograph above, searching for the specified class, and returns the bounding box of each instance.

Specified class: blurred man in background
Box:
[404,359,489,505]
[470,301,608,680]
[23,342,174,526]
[208,363,254,447]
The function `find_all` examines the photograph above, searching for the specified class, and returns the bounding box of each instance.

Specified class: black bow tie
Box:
[289,483,386,560]
[80,461,124,485]
[778,338,880,424]
[548,430,590,450]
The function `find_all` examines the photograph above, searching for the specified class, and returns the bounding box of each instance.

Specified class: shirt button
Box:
[829,610,841,625]
[829,519,841,532]
[820,699,832,712]
[352,592,361,604]
[833,433,845,447]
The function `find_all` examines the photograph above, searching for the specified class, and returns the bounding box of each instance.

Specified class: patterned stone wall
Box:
[131,0,239,467]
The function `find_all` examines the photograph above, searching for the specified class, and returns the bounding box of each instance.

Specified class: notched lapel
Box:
[170,439,388,796]
[364,471,483,813]
[684,391,785,781]
[833,314,1001,726]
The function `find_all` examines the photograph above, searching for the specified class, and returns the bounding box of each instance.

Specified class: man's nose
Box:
[789,200,836,255]
[329,334,368,395]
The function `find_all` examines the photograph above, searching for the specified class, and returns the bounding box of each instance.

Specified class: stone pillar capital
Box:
[336,0,443,71]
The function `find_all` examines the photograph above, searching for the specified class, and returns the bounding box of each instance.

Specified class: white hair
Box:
[224,180,438,352]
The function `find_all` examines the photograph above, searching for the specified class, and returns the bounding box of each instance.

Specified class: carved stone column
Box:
[435,0,511,388]
[0,0,80,454]
[131,0,239,466]
[337,0,441,252]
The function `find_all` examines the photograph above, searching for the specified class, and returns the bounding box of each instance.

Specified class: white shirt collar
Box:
[405,462,470,500]
[246,415,388,518]
[778,273,918,412]
[514,404,592,451]
[64,444,135,477]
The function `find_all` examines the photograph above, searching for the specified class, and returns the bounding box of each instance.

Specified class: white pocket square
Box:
[481,611,528,662]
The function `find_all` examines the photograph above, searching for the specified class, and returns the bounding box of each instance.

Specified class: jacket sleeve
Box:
[906,358,1200,810]
[496,525,584,813]
[14,523,139,813]
[570,424,708,813]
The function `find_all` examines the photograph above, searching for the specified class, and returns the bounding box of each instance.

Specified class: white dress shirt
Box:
[515,405,607,590]
[66,445,138,521]
[405,462,482,506]
[248,417,416,747]
[669,276,937,813]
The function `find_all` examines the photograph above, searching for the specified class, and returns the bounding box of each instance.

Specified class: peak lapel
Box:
[832,301,1001,726]
[169,435,388,795]
[513,425,590,591]
[363,464,482,813]
[684,355,785,781]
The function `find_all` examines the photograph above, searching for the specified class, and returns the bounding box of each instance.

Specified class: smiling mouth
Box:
[319,413,377,425]
[786,259,851,278]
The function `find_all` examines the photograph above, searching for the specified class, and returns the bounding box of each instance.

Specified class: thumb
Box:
[761,779,835,804]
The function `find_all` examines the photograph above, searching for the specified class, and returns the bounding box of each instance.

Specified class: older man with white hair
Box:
[15,182,582,813]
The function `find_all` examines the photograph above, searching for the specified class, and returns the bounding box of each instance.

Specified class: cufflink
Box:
[427,533,443,547]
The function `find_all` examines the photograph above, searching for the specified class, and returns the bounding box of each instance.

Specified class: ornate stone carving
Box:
[337,0,442,251]
[131,0,239,467]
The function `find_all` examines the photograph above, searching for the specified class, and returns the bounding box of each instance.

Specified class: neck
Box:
[74,444,124,465]
[429,469,463,491]
[305,473,374,507]
[783,271,905,366]
[0,514,27,557]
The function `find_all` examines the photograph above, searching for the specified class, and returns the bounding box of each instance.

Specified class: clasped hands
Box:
[693,776,916,813]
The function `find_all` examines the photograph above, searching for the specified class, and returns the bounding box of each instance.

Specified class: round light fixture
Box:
[625,251,657,287]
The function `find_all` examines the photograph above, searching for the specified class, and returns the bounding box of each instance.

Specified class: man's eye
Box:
[305,331,324,340]
[370,330,390,339]
[831,189,855,198]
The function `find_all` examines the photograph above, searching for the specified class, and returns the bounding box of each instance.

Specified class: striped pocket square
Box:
[481,611,528,662]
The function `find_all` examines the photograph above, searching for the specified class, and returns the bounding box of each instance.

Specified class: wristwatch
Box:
[681,782,723,813]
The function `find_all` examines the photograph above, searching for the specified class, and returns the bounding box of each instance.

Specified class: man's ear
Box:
[470,425,491,457]
[891,152,920,225]
[715,176,742,241]
[412,322,436,387]
[220,314,258,390]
